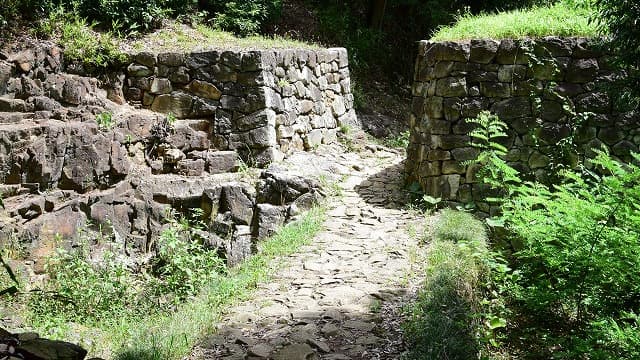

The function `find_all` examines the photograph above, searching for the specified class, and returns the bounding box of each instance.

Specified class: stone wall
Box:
[406,37,640,210]
[123,48,356,166]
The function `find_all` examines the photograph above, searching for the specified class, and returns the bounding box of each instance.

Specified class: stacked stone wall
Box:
[407,37,640,211]
[124,48,355,166]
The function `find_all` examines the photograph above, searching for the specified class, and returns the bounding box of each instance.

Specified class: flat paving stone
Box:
[188,142,427,360]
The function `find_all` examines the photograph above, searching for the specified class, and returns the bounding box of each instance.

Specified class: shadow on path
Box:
[354,160,411,211]
[185,286,411,360]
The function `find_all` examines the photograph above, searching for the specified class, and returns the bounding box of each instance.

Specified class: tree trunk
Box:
[368,0,387,30]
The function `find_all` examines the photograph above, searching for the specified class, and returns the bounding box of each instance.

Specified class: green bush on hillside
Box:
[201,0,282,36]
[77,0,168,33]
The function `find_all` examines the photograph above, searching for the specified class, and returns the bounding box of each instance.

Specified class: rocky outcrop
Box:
[0,41,342,274]
[0,328,89,360]
[406,37,640,211]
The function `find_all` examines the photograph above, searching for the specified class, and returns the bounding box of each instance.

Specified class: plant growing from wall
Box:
[466,112,640,358]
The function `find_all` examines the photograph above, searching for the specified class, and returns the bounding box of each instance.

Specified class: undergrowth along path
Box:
[189,140,427,360]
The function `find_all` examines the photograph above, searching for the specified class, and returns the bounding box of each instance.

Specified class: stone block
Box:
[497,65,527,82]
[575,92,610,113]
[566,58,599,83]
[186,79,222,100]
[151,92,193,118]
[480,82,511,98]
[423,96,443,119]
[229,126,276,149]
[435,77,467,97]
[304,129,324,149]
[491,97,531,119]
[255,203,287,240]
[150,77,172,94]
[158,52,184,66]
[127,63,153,76]
[135,52,156,67]
[469,39,499,64]
[177,158,205,176]
[206,151,238,174]
[534,37,574,57]
[422,41,470,62]
[496,39,531,64]
[234,109,276,132]
[442,160,465,174]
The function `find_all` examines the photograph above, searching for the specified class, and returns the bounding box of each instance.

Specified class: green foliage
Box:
[468,113,640,358]
[113,207,325,360]
[384,130,410,149]
[201,0,282,36]
[29,242,141,323]
[96,111,114,130]
[466,111,521,195]
[151,220,225,303]
[37,7,127,69]
[0,0,55,27]
[76,0,168,34]
[404,209,510,359]
[431,0,599,40]
[594,0,640,109]
[28,213,224,327]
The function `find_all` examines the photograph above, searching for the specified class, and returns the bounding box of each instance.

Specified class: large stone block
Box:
[469,39,499,64]
[435,77,467,97]
[151,92,193,118]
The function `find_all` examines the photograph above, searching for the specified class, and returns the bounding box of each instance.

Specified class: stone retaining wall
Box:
[406,37,640,210]
[123,48,356,166]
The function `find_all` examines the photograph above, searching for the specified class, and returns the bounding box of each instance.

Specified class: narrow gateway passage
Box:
[188,141,427,360]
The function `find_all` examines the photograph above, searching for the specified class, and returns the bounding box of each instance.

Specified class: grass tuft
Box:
[431,1,600,41]
[403,209,494,360]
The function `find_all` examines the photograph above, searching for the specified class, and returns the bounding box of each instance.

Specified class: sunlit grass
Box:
[431,1,601,41]
[127,21,318,52]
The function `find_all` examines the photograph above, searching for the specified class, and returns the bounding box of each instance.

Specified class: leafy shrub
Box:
[76,0,167,34]
[151,220,225,303]
[37,8,127,70]
[469,112,640,358]
[29,214,225,325]
[30,243,142,323]
[200,0,282,36]
[0,0,55,26]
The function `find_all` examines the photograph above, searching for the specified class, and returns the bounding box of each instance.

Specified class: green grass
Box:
[431,1,600,41]
[24,207,324,359]
[94,207,324,360]
[128,22,318,53]
[403,209,500,360]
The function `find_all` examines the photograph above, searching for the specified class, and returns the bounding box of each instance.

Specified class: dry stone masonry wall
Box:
[124,48,355,166]
[406,37,640,211]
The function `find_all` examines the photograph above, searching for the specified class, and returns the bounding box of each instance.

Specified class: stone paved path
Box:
[188,140,427,360]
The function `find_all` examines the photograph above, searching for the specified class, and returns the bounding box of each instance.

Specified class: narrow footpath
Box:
[189,138,427,360]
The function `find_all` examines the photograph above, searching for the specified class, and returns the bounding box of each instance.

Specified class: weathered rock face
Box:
[0,42,336,272]
[407,37,640,209]
[123,48,354,166]
[0,328,89,360]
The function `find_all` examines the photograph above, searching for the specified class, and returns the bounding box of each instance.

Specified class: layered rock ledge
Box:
[0,41,353,274]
